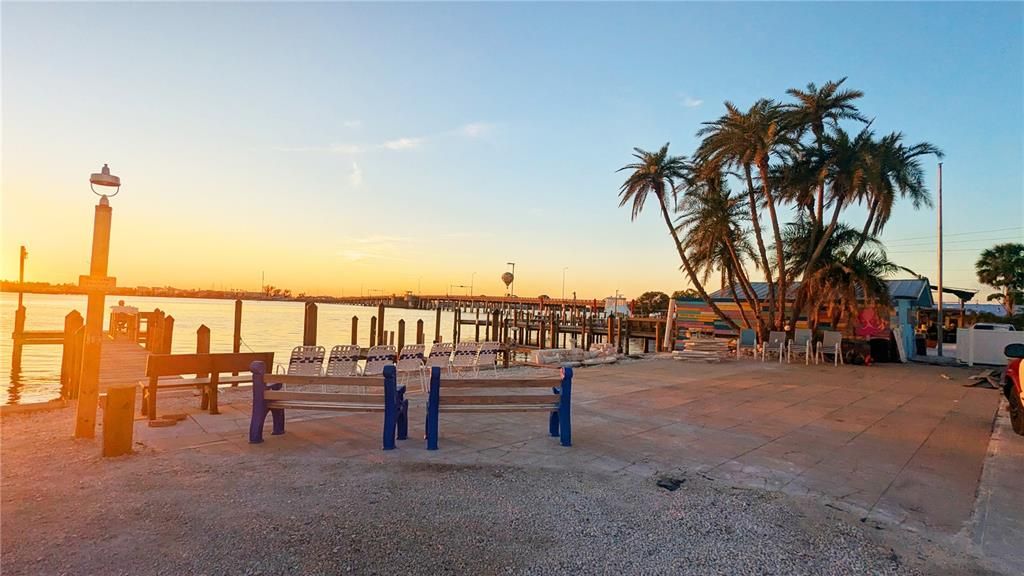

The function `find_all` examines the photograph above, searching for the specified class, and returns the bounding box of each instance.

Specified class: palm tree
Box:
[976,243,1024,316]
[696,101,783,328]
[848,133,943,259]
[785,218,897,332]
[785,78,867,224]
[676,170,764,332]
[618,144,739,330]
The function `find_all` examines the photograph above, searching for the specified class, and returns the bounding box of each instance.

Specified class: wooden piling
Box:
[351,316,359,345]
[60,310,85,398]
[101,385,137,457]
[11,305,26,371]
[162,316,175,354]
[397,319,406,351]
[434,307,442,343]
[623,319,631,355]
[369,316,377,347]
[195,324,211,379]
[303,302,318,346]
[475,308,480,342]
[416,319,424,345]
[377,304,385,347]
[606,315,615,348]
[227,298,239,350]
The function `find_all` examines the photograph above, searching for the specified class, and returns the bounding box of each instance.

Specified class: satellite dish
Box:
[501,272,514,287]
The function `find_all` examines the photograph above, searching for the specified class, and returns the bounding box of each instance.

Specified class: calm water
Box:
[0,293,457,405]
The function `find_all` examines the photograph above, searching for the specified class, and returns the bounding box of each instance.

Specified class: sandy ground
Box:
[1,380,1002,576]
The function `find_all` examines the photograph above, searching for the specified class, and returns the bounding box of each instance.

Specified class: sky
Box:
[2,2,1022,302]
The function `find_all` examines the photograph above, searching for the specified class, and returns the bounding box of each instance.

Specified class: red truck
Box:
[1004,343,1024,435]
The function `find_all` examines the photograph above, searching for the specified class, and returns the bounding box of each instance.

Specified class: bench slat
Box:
[266,374,384,388]
[438,378,561,389]
[264,391,385,404]
[439,394,559,406]
[437,405,557,412]
[266,401,387,412]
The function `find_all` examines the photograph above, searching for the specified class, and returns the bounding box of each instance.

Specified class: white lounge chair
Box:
[761,331,786,363]
[788,328,813,365]
[736,329,757,359]
[451,341,480,377]
[816,331,844,366]
[475,341,500,377]
[326,345,361,377]
[396,344,426,389]
[362,345,396,376]
[424,342,454,387]
[277,345,325,377]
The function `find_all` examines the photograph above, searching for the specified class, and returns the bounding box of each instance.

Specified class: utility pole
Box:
[562,267,568,301]
[936,162,944,357]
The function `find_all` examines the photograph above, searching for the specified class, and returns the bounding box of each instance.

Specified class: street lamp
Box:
[470,272,476,297]
[75,164,121,439]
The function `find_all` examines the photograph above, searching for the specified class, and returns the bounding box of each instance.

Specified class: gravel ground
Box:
[1,405,997,576]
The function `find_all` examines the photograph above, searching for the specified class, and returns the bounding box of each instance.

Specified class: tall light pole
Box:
[937,162,944,357]
[75,164,120,438]
[470,272,476,297]
[561,267,568,300]
[506,262,516,297]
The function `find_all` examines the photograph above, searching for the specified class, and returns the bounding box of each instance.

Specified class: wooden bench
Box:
[424,366,572,450]
[249,361,409,450]
[141,352,275,419]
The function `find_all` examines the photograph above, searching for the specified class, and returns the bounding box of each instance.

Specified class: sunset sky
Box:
[2,2,1021,301]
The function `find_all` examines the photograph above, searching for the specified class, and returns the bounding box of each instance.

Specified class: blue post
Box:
[248,361,267,443]
[383,365,397,450]
[548,407,559,437]
[558,366,572,447]
[426,366,441,450]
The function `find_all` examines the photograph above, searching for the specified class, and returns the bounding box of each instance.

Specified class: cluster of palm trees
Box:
[619,78,942,336]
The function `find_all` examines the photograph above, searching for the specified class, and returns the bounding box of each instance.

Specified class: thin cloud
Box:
[275,143,363,155]
[337,235,412,262]
[348,161,363,187]
[459,122,494,138]
[679,95,704,108]
[343,119,362,128]
[381,137,423,150]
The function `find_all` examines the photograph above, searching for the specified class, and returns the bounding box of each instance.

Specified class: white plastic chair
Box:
[788,329,813,365]
[816,331,844,366]
[736,329,757,359]
[451,341,480,377]
[396,344,426,390]
[761,331,786,363]
[362,345,396,376]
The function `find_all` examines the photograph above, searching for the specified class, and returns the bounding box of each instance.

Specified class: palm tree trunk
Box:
[744,164,776,329]
[757,159,787,330]
[789,197,845,328]
[847,197,878,262]
[727,269,753,329]
[658,200,740,331]
[725,239,766,334]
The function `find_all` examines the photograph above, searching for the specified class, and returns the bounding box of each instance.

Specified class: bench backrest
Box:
[147,352,275,378]
[427,366,570,407]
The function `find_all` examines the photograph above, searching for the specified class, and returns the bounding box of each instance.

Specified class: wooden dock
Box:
[98,337,153,391]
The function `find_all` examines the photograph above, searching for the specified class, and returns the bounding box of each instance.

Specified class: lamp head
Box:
[90,164,121,199]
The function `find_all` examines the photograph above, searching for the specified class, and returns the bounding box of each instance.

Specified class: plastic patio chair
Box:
[788,328,813,365]
[761,331,786,363]
[276,345,325,377]
[816,331,844,366]
[736,329,757,359]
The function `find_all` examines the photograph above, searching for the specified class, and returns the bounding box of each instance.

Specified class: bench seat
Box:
[249,362,408,450]
[141,352,274,419]
[424,366,572,449]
